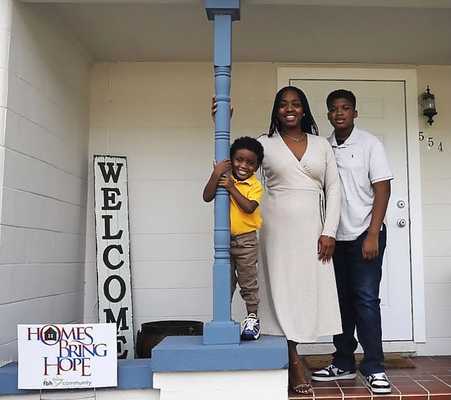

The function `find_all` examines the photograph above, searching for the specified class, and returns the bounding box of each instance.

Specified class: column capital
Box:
[204,0,240,21]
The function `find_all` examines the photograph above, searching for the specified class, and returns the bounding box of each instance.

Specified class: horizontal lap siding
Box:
[88,63,451,354]
[85,62,275,328]
[0,2,91,363]
[418,66,451,354]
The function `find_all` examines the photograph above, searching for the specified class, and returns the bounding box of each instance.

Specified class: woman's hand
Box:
[211,97,234,121]
[211,97,216,120]
[318,235,335,263]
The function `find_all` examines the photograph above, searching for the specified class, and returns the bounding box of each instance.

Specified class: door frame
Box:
[277,66,426,344]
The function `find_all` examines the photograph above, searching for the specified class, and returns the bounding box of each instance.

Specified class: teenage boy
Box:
[312,90,393,394]
[203,136,264,340]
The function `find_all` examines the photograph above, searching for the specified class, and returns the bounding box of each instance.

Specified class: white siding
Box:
[417,66,451,355]
[87,62,451,355]
[85,62,276,330]
[0,2,91,363]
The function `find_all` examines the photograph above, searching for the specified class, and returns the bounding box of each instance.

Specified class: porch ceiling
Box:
[29,2,451,64]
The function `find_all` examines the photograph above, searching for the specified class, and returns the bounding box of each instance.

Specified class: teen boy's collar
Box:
[331,126,360,147]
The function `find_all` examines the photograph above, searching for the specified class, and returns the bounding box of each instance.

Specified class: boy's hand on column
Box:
[318,235,335,263]
[362,232,379,260]
[218,174,234,191]
[213,159,231,177]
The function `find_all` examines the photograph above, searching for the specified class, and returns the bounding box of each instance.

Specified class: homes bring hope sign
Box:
[94,155,134,359]
[17,323,117,389]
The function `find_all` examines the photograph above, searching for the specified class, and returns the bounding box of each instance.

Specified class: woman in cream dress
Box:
[257,86,342,394]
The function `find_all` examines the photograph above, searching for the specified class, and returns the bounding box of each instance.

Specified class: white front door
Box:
[278,68,424,342]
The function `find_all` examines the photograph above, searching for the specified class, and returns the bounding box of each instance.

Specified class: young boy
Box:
[311,90,393,394]
[203,136,264,340]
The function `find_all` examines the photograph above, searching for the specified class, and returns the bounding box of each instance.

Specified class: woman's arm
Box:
[322,143,341,237]
[318,143,341,263]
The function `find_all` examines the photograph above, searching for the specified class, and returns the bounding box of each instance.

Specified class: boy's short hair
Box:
[230,136,264,167]
[326,89,357,110]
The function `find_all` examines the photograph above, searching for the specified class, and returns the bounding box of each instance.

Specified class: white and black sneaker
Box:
[365,372,391,394]
[311,364,357,381]
[240,313,261,340]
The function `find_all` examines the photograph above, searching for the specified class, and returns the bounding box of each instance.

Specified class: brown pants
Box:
[230,230,259,314]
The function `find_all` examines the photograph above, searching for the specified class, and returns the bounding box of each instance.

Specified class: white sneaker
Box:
[365,372,391,394]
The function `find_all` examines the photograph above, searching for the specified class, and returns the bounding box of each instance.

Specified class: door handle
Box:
[397,218,407,228]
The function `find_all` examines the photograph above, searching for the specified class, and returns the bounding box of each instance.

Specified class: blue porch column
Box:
[203,0,241,345]
[151,0,288,374]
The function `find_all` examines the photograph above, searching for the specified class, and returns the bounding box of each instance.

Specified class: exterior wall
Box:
[87,62,451,355]
[84,62,276,326]
[417,66,451,355]
[0,2,91,363]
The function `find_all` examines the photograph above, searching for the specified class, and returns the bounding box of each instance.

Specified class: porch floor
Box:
[290,356,451,399]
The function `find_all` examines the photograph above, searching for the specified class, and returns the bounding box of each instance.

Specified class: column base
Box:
[203,320,240,345]
[151,335,288,372]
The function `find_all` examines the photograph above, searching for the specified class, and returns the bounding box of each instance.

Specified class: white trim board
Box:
[277,66,426,345]
[417,338,451,356]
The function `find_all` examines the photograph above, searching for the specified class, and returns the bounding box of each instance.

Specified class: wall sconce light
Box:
[421,85,437,126]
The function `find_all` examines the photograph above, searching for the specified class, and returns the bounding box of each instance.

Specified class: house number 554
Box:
[419,132,444,152]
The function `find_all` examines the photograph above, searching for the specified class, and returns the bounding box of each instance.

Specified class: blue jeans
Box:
[332,225,387,376]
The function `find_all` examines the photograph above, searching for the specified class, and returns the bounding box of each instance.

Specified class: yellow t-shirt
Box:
[230,174,263,236]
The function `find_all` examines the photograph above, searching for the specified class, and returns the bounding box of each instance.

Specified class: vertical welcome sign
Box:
[94,156,134,359]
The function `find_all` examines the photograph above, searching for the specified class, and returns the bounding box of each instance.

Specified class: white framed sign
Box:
[18,324,117,389]
[94,155,134,359]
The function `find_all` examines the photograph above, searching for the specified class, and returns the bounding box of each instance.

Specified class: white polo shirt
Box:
[327,127,393,241]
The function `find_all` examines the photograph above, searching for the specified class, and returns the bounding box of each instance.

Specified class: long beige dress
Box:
[257,133,342,342]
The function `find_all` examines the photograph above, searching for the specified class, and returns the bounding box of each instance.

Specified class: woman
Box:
[257,86,342,394]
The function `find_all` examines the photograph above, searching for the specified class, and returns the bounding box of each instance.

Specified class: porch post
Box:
[153,2,287,380]
[203,0,241,345]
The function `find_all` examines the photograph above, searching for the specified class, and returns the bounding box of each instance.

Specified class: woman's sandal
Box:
[290,382,313,395]
[289,361,314,395]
